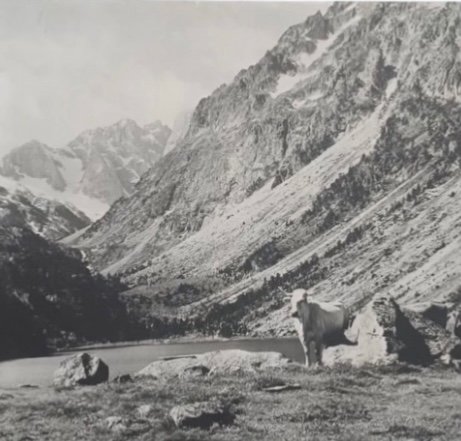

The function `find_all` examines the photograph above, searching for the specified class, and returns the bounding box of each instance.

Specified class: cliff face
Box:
[68,119,171,205]
[72,3,461,335]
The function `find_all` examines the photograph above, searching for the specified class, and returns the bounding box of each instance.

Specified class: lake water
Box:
[0,338,304,388]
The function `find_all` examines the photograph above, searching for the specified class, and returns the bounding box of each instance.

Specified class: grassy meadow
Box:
[1,363,461,440]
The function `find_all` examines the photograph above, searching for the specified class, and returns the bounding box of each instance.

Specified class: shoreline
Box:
[56,334,298,354]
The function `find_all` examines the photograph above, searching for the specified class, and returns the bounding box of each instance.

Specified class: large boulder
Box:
[324,296,455,367]
[403,302,452,328]
[53,352,109,387]
[169,401,235,429]
[136,349,290,379]
[403,307,456,358]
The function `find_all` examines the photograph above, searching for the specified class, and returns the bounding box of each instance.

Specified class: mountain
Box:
[67,119,171,206]
[0,175,90,241]
[0,224,131,360]
[72,2,461,336]
[0,119,171,220]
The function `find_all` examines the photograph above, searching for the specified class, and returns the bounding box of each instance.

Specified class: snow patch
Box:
[292,90,324,108]
[385,77,398,100]
[13,175,108,221]
[271,14,362,98]
[56,152,82,189]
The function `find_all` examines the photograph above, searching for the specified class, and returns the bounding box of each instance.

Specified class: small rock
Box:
[105,416,150,435]
[125,420,151,435]
[53,352,109,387]
[137,404,154,418]
[169,401,235,429]
[137,349,291,379]
[18,384,39,389]
[113,374,133,384]
[0,393,14,399]
[447,344,461,371]
[105,416,126,433]
[262,383,301,393]
[181,365,210,378]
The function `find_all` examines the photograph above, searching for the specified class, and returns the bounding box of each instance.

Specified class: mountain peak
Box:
[19,139,52,152]
[114,118,139,129]
[144,120,167,130]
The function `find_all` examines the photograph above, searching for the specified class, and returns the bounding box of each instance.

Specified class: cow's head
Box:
[290,289,308,318]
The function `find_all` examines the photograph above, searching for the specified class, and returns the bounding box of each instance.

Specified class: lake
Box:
[0,338,304,388]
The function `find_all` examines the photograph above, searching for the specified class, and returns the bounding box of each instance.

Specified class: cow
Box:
[286,288,357,366]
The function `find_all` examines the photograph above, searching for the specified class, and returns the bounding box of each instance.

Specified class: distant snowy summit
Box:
[0,119,171,220]
[0,176,90,241]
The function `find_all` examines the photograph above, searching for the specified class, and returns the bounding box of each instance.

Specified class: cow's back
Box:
[316,301,348,329]
[300,301,348,341]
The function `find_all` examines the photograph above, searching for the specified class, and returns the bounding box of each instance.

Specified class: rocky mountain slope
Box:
[72,2,461,336]
[0,119,171,220]
[0,176,90,241]
[164,110,193,155]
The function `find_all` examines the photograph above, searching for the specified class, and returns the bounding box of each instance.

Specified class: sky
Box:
[0,0,329,154]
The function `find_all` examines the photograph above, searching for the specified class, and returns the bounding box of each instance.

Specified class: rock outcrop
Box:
[324,296,457,367]
[53,353,109,387]
[136,349,291,379]
[68,119,171,206]
[403,302,452,329]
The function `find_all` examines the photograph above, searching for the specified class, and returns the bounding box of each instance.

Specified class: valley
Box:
[2,1,461,357]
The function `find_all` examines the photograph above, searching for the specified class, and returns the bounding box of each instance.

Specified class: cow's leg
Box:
[307,340,317,367]
[316,342,324,366]
[302,338,310,367]
[299,339,309,367]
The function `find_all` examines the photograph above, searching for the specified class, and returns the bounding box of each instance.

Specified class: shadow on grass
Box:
[371,424,444,440]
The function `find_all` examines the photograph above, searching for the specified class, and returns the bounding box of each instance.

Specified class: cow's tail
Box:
[344,310,360,345]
